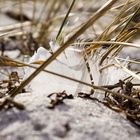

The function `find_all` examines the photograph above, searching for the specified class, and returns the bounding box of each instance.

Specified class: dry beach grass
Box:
[0,0,140,139]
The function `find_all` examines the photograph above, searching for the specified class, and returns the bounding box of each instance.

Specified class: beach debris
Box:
[78,80,140,128]
[0,71,23,98]
[104,80,140,127]
[47,90,74,109]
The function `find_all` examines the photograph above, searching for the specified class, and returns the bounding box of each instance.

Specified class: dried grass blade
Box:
[115,57,140,81]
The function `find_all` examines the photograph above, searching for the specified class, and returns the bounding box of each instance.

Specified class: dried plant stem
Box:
[111,0,137,10]
[31,0,37,32]
[118,6,140,36]
[83,51,94,93]
[115,57,140,81]
[76,40,140,50]
[99,64,114,72]
[0,21,31,32]
[117,57,140,65]
[99,6,140,65]
[1,56,139,104]
[36,0,49,23]
[19,0,24,47]
[87,0,133,53]
[8,0,118,98]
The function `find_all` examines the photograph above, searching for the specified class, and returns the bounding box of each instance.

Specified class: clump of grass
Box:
[0,0,140,127]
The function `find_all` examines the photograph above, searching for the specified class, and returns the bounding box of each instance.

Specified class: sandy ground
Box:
[0,47,140,140]
[0,91,140,140]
